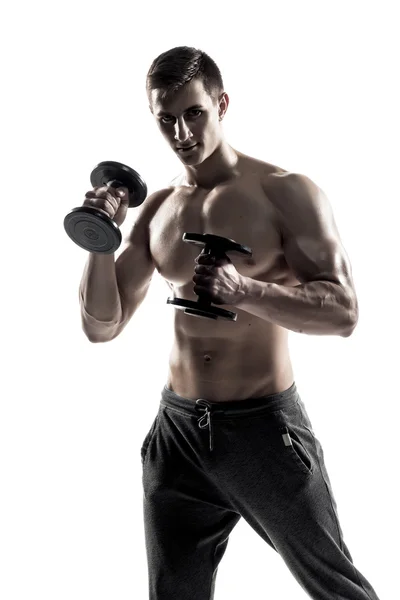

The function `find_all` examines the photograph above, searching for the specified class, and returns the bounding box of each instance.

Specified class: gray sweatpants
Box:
[141,381,380,599]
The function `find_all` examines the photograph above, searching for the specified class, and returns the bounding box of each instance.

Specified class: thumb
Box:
[117,187,130,207]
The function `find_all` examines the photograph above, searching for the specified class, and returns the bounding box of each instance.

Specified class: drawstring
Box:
[195,402,293,453]
[195,399,215,451]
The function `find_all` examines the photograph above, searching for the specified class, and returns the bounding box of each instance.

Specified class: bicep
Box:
[282,231,351,286]
[115,226,156,325]
[276,174,355,288]
[114,190,168,328]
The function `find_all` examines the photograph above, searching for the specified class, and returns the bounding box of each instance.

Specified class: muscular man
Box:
[80,47,380,600]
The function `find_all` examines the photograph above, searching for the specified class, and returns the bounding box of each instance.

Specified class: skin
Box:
[119,78,358,402]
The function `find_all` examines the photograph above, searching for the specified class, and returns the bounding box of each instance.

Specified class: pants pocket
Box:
[141,415,159,466]
[279,425,314,476]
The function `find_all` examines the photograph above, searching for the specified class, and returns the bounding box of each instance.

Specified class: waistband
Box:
[160,382,299,452]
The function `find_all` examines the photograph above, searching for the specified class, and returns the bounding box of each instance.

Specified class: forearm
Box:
[238,277,357,336]
[79,253,122,333]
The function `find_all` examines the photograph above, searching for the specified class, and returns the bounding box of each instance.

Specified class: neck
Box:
[183,143,240,189]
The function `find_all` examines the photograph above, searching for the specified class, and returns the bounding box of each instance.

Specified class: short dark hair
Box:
[146,46,224,109]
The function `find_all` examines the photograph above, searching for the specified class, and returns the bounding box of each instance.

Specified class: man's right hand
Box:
[83,186,130,227]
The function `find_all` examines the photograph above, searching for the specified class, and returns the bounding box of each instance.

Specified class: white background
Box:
[1,1,398,598]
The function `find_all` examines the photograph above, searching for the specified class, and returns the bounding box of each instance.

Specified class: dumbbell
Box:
[64,161,148,254]
[167,233,253,321]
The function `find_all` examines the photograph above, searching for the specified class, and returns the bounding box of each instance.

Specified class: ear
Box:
[219,92,229,120]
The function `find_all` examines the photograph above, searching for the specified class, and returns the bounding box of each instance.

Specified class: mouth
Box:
[177,143,198,153]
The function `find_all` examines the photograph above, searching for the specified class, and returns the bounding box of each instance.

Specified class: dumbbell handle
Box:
[195,244,225,308]
[105,179,123,189]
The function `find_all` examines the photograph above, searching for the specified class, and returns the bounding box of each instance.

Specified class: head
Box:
[146,46,229,166]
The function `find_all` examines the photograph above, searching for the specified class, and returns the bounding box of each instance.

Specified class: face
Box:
[150,78,228,165]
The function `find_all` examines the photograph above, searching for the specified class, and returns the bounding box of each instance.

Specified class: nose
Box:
[174,117,193,144]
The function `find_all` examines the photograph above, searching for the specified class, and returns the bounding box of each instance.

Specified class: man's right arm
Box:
[79,188,170,342]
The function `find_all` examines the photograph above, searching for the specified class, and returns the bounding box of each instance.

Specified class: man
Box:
[80,47,380,599]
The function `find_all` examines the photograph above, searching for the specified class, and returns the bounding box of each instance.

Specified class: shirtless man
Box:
[79,48,380,600]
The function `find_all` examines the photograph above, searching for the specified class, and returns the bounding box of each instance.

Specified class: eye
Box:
[160,110,203,124]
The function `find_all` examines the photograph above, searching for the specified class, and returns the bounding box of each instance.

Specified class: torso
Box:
[149,151,299,402]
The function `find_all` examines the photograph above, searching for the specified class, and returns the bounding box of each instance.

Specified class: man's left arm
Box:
[238,173,359,337]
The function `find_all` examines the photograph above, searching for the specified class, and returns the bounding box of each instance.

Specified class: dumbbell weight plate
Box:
[90,161,148,208]
[166,298,237,321]
[64,206,122,254]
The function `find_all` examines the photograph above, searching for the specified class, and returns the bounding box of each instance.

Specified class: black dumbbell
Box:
[167,233,253,321]
[64,161,148,254]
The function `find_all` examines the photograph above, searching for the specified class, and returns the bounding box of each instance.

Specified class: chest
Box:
[149,179,286,286]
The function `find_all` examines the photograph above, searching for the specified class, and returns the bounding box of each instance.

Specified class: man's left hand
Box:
[192,253,247,306]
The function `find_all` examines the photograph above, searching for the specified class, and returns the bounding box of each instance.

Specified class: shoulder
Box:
[128,187,173,233]
[240,153,326,214]
[261,170,334,230]
[262,168,327,203]
[141,186,173,212]
[261,169,319,197]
